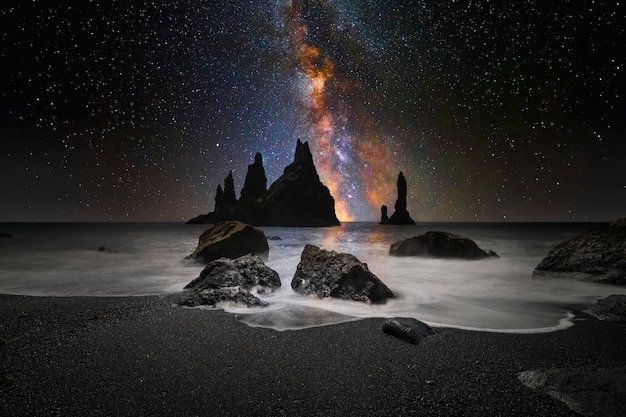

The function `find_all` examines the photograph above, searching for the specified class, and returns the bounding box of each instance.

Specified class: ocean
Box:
[1,221,624,333]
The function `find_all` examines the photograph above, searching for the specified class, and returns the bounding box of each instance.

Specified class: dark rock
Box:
[178,255,280,307]
[383,318,435,345]
[0,232,12,238]
[97,246,117,253]
[184,255,281,290]
[266,235,282,241]
[387,172,415,225]
[239,152,267,204]
[186,140,340,227]
[584,295,626,322]
[379,205,389,224]
[188,221,269,263]
[217,171,237,213]
[389,231,499,259]
[534,216,626,285]
[253,140,340,227]
[291,244,394,303]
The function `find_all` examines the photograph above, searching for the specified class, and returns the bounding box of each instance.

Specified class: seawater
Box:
[0,222,623,333]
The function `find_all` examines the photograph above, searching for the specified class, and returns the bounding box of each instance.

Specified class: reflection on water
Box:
[0,221,623,333]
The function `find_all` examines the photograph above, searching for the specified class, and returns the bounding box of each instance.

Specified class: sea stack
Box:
[239,153,267,204]
[387,172,415,225]
[186,140,340,227]
[253,140,340,227]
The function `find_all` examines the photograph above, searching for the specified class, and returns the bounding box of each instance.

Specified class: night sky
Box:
[2,1,624,222]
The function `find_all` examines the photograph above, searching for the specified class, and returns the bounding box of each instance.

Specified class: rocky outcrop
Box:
[188,221,269,263]
[584,295,626,322]
[178,255,280,307]
[239,153,267,204]
[291,244,394,303]
[252,140,339,226]
[379,205,389,224]
[186,140,340,227]
[389,231,499,259]
[383,318,435,345]
[534,216,626,285]
[382,172,415,225]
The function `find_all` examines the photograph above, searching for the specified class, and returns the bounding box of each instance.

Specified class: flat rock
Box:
[383,318,435,345]
[534,216,626,285]
[291,244,394,303]
[389,231,499,259]
[188,221,269,263]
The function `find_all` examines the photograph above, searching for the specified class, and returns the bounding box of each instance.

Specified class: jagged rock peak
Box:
[388,171,415,225]
[240,152,267,203]
[283,139,319,180]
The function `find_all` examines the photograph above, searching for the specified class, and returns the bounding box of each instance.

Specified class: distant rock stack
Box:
[387,172,415,225]
[211,171,238,215]
[239,153,267,204]
[253,140,340,226]
[186,140,340,227]
[379,205,389,224]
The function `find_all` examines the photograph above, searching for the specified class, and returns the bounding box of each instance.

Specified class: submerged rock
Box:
[383,318,435,345]
[0,232,13,238]
[178,255,280,307]
[534,216,626,285]
[188,221,269,263]
[584,295,626,322]
[389,231,499,259]
[291,244,394,303]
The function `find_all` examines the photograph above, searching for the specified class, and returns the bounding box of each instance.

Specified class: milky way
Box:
[1,1,624,222]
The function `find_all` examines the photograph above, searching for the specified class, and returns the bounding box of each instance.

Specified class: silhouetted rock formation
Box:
[379,205,389,224]
[178,255,280,307]
[188,221,269,263]
[239,152,267,204]
[534,216,626,285]
[187,140,340,227]
[389,231,499,259]
[387,172,415,225]
[383,318,435,345]
[253,140,339,226]
[291,244,394,303]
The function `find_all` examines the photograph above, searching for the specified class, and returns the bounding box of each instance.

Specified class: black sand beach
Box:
[1,294,625,417]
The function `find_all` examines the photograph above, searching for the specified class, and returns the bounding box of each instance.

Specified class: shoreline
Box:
[1,294,625,416]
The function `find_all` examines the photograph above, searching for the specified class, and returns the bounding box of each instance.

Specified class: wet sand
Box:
[1,294,624,416]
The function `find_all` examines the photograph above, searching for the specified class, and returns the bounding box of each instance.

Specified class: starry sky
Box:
[1,0,624,222]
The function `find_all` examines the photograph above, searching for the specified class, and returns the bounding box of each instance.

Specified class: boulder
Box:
[389,231,499,259]
[584,295,626,322]
[387,172,415,225]
[383,318,435,345]
[291,244,394,303]
[178,255,280,307]
[188,221,269,263]
[534,216,626,285]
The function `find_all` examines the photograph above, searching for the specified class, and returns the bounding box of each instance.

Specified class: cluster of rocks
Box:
[187,140,340,227]
[379,171,415,225]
